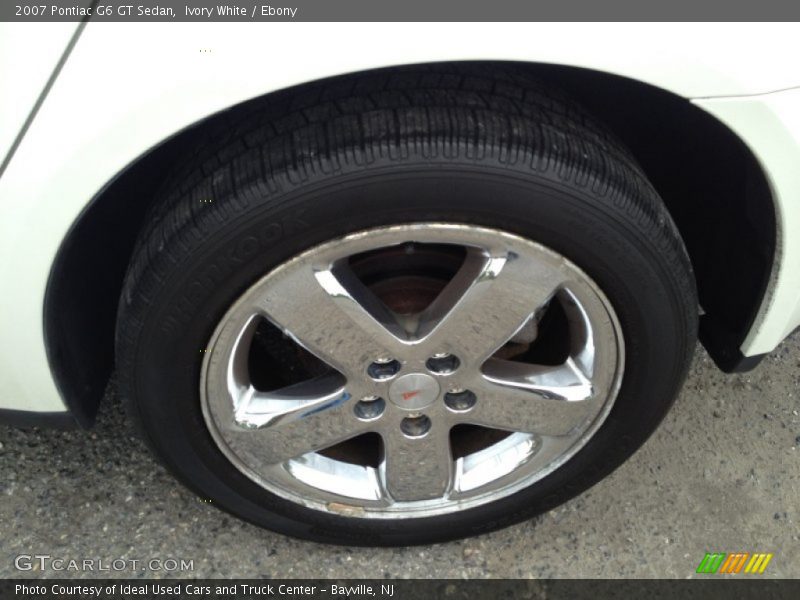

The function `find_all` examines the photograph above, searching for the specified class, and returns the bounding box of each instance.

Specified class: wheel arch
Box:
[44,61,776,427]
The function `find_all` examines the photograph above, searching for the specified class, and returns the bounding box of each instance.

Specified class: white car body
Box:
[1,22,800,420]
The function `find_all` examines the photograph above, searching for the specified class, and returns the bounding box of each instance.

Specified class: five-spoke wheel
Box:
[201,225,623,516]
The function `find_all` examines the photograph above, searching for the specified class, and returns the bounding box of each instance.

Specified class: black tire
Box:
[116,66,697,546]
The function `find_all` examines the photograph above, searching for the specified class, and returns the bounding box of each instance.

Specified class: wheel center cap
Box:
[388,373,440,411]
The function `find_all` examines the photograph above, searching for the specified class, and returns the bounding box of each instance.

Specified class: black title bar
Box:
[4,0,800,22]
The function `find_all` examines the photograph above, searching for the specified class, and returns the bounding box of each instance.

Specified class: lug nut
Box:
[354,396,386,420]
[400,415,431,438]
[367,358,401,380]
[426,353,460,374]
[444,389,477,411]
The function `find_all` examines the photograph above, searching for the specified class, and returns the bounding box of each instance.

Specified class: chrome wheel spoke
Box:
[232,373,348,430]
[468,358,597,436]
[227,390,370,465]
[257,263,407,378]
[379,423,454,502]
[415,248,562,367]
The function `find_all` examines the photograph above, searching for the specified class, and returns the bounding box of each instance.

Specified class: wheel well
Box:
[44,62,775,426]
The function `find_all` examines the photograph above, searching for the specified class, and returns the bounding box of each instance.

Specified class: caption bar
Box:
[5,0,800,22]
[4,579,800,600]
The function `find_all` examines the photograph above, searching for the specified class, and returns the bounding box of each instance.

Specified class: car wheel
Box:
[116,68,697,545]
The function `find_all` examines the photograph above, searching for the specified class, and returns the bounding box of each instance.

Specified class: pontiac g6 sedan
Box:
[1,22,799,545]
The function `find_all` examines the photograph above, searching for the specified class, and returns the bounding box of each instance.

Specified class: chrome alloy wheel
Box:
[200,224,624,519]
